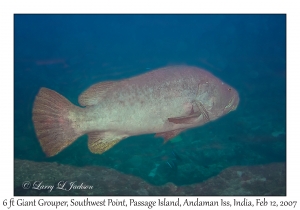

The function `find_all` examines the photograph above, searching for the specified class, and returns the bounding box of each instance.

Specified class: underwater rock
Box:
[148,163,160,177]
[271,130,285,138]
[169,135,183,143]
[14,159,285,195]
[236,170,243,177]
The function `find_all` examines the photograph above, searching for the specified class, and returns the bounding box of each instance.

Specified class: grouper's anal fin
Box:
[155,128,185,143]
[78,81,117,106]
[88,131,127,154]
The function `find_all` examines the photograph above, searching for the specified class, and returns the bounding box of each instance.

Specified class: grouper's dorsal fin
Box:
[88,131,127,154]
[79,81,116,106]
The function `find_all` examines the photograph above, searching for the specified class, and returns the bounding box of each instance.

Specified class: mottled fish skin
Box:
[32,65,239,156]
[78,65,239,135]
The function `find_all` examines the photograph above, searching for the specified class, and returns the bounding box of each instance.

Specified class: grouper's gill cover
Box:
[32,65,239,157]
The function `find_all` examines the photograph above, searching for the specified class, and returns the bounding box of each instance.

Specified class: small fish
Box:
[35,58,68,68]
[166,160,176,168]
[171,150,182,161]
[166,161,173,168]
[32,65,239,157]
[166,160,177,169]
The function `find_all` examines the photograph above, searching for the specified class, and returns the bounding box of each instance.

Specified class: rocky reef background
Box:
[14,159,285,196]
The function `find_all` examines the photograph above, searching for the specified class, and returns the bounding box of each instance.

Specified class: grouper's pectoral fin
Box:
[88,131,127,154]
[155,128,185,143]
[168,113,201,124]
[168,101,210,124]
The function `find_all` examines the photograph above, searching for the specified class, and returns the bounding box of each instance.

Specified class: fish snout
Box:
[224,90,239,113]
[231,92,240,111]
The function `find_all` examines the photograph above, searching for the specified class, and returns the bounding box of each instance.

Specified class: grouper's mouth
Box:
[225,94,239,112]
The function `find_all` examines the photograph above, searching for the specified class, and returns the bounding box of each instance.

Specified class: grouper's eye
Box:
[228,88,232,91]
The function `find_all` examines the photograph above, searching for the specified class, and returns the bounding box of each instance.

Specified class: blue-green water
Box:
[14,15,286,189]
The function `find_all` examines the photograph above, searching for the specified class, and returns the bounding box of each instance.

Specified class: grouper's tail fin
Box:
[32,88,83,157]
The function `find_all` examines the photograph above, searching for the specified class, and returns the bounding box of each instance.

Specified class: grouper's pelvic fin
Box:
[32,87,125,157]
